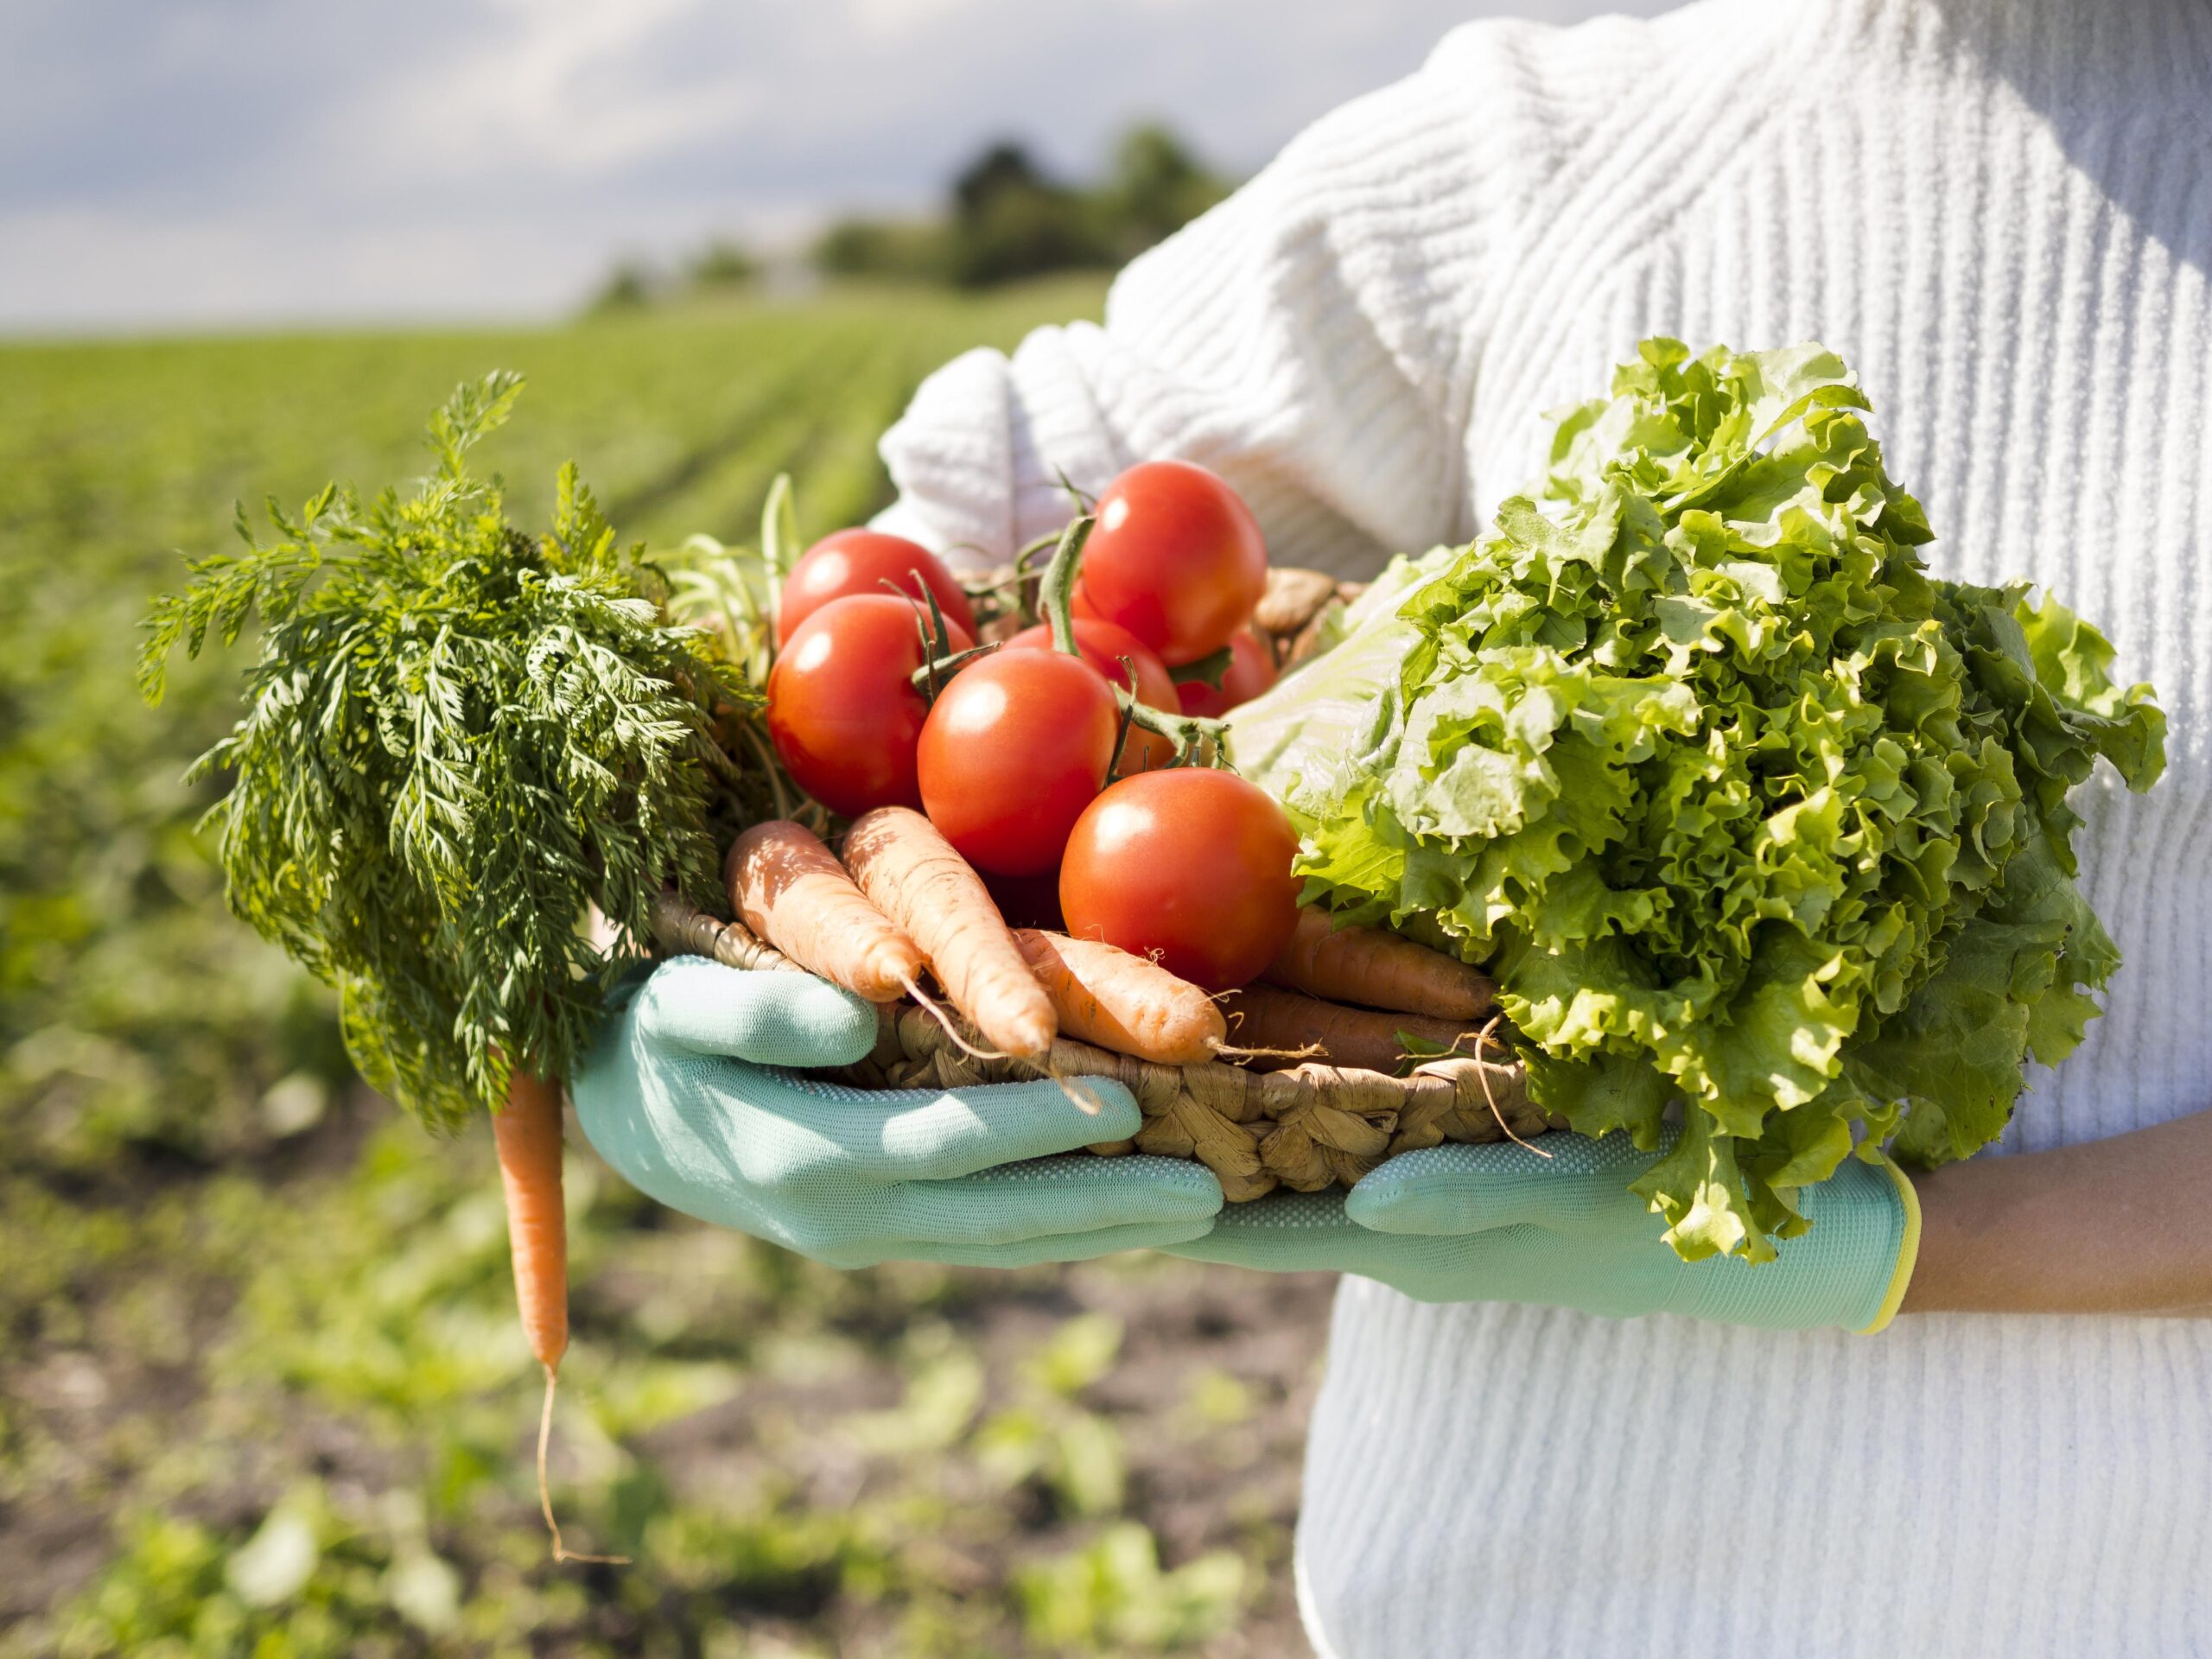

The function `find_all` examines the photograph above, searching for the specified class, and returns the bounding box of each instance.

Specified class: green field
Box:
[0,282,1329,1657]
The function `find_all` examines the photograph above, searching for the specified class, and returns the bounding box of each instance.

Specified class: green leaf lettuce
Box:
[1239,340,2163,1259]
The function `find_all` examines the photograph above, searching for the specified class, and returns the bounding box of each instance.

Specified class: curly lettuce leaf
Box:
[1274,340,2163,1259]
[1226,546,1452,818]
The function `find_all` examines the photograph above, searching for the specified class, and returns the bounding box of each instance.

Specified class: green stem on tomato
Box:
[1010,526,1063,578]
[1113,685,1233,770]
[1104,658,1141,784]
[908,640,1001,696]
[1038,514,1096,657]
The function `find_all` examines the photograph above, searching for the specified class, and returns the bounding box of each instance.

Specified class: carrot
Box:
[495,1068,624,1566]
[1220,984,1485,1076]
[842,807,1056,1060]
[727,820,924,1002]
[1264,906,1497,1021]
[1014,928,1226,1065]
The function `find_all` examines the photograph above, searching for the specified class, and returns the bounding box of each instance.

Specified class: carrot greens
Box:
[138,372,766,1130]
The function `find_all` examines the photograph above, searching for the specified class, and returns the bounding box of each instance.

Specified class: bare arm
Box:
[1902,1107,2212,1315]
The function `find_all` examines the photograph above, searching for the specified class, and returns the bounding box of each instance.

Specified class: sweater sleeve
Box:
[872,22,1572,580]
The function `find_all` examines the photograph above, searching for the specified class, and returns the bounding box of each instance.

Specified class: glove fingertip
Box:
[805,982,881,1065]
[1078,1077,1143,1141]
[1149,1160,1226,1218]
[741,974,879,1065]
[1344,1176,1483,1236]
[636,955,880,1066]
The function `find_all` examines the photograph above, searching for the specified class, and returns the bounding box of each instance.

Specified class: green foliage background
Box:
[0,281,1325,1657]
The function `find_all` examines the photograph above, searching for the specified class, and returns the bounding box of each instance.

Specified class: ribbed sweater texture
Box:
[874,0,2212,1649]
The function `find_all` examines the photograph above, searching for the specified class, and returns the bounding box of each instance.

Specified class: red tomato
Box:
[777,529,976,648]
[917,650,1121,876]
[1073,460,1268,666]
[1058,769,1300,990]
[766,594,971,818]
[1004,617,1179,773]
[1174,626,1279,720]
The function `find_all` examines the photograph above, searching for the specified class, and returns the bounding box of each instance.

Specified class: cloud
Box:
[0,0,1675,330]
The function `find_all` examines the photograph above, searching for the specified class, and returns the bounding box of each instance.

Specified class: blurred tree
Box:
[944,140,1112,287]
[687,238,760,290]
[951,141,1058,219]
[590,261,655,314]
[813,216,952,283]
[1103,123,1231,257]
[809,124,1233,289]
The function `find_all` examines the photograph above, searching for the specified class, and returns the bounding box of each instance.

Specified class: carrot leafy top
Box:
[140,374,761,1129]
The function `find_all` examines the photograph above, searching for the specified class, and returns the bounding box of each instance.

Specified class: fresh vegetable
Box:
[844,806,1057,1059]
[1224,545,1453,801]
[727,819,923,1002]
[917,632,1122,876]
[1075,459,1268,665]
[777,526,976,646]
[1264,906,1495,1021]
[1059,768,1300,991]
[138,372,735,1559]
[493,1070,620,1562]
[494,1071,571,1377]
[1221,985,1484,1075]
[1014,927,1227,1065]
[1175,626,1277,719]
[137,372,753,1122]
[767,593,973,819]
[1266,340,2164,1260]
[1005,615,1180,772]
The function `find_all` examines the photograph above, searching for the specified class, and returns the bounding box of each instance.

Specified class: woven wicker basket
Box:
[651,565,1564,1202]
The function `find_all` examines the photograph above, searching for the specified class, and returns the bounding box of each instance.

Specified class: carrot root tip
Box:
[903,975,1013,1063]
[535,1361,630,1567]
[1207,1037,1324,1064]
[1470,1017,1549,1159]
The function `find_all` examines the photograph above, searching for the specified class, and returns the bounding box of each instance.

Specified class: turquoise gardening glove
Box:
[1166,1132,1920,1332]
[573,956,1224,1268]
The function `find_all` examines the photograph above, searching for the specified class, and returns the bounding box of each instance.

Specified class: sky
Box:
[0,0,1674,333]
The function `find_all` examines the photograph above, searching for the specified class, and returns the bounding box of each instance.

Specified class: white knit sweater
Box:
[874,0,2212,1650]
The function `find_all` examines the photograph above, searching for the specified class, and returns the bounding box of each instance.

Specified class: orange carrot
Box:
[842,807,1056,1060]
[1220,984,1484,1076]
[1014,928,1226,1065]
[495,1068,624,1566]
[727,820,924,1002]
[1264,907,1496,1021]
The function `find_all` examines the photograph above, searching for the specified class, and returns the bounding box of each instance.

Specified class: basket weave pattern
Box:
[829,1002,1559,1203]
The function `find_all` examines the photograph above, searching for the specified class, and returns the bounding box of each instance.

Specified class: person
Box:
[575,0,2212,1649]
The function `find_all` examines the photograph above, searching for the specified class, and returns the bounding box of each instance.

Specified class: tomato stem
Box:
[1105,655,1141,783]
[1052,466,1097,515]
[899,580,971,702]
[1038,515,1096,657]
[908,640,1001,696]
[1113,686,1232,769]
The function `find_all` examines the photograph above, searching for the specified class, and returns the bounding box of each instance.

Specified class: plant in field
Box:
[137,372,766,1132]
[1257,340,2164,1259]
